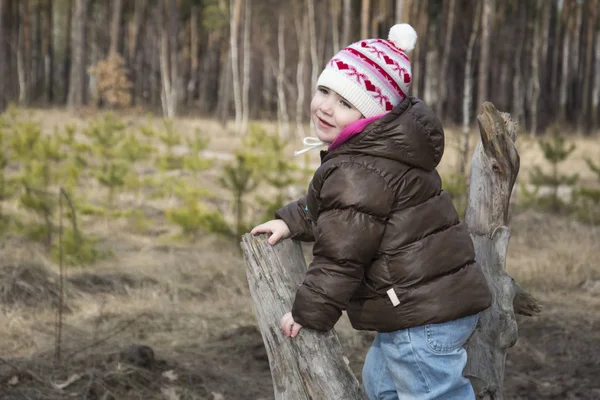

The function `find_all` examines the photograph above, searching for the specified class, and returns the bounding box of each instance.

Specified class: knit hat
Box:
[316,24,417,118]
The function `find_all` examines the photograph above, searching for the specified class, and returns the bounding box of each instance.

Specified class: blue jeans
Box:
[362,313,479,400]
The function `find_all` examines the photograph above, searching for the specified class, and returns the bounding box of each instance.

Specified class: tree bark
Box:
[129,0,147,106]
[342,0,351,46]
[460,1,481,177]
[580,0,597,132]
[67,0,87,108]
[296,14,308,138]
[436,0,455,120]
[530,0,542,137]
[241,0,251,135]
[62,0,72,104]
[477,0,494,111]
[159,0,180,117]
[464,102,542,399]
[17,0,30,105]
[189,5,199,106]
[240,234,365,400]
[229,0,243,133]
[330,0,340,54]
[559,0,571,122]
[512,4,526,126]
[43,0,54,103]
[395,0,406,23]
[276,12,289,139]
[307,0,318,92]
[361,0,370,39]
[0,0,6,112]
[593,24,600,129]
[109,0,122,55]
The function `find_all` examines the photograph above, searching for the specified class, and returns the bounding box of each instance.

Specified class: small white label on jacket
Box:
[387,288,400,307]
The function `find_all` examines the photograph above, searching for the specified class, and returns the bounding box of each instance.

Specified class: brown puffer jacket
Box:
[276,97,492,332]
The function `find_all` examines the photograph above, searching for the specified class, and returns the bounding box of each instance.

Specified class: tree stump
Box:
[240,234,365,400]
[464,102,542,399]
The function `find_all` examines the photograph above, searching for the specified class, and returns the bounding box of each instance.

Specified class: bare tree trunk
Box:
[189,5,199,106]
[436,0,455,119]
[0,0,5,112]
[33,2,42,101]
[411,0,428,98]
[342,0,351,45]
[277,12,289,139]
[241,0,251,135]
[43,0,54,103]
[513,4,526,126]
[296,15,308,138]
[559,1,571,123]
[160,0,180,117]
[109,0,122,55]
[395,0,406,22]
[62,0,72,104]
[464,102,541,399]
[17,0,30,105]
[477,0,494,109]
[67,0,87,108]
[370,0,384,37]
[261,47,274,114]
[580,0,597,132]
[129,0,147,106]
[230,0,243,133]
[530,0,542,137]
[307,0,318,92]
[241,234,365,400]
[361,0,370,39]
[593,26,600,129]
[217,48,232,127]
[571,0,582,98]
[460,1,481,177]
[330,0,340,53]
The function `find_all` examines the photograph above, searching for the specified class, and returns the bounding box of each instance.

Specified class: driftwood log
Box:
[241,101,542,399]
[240,234,364,400]
[464,102,542,399]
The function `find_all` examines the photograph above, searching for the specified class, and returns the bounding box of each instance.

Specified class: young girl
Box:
[251,23,492,400]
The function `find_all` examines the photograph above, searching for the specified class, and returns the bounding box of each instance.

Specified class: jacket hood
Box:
[330,97,445,171]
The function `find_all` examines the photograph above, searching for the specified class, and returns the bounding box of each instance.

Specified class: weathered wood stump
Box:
[464,102,542,399]
[241,234,364,400]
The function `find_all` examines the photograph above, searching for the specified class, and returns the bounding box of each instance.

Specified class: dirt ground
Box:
[0,209,599,400]
[1,109,599,399]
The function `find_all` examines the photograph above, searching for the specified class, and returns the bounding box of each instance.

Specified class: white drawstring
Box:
[294,137,326,156]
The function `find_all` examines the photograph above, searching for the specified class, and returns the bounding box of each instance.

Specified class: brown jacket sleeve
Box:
[291,163,395,331]
[274,196,315,242]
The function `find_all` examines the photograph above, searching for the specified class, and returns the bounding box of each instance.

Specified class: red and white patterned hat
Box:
[316,24,417,118]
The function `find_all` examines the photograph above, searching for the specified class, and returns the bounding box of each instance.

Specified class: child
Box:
[251,23,492,400]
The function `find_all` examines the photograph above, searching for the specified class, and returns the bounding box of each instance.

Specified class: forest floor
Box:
[0,209,599,400]
[0,109,599,399]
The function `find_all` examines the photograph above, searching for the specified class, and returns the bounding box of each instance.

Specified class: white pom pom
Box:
[388,24,418,53]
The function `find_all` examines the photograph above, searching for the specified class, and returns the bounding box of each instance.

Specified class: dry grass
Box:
[507,209,600,291]
[1,108,599,398]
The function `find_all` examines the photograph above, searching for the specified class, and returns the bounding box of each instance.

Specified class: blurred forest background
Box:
[1,0,599,135]
[1,1,600,399]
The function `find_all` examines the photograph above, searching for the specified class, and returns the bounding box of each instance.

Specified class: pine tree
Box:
[241,125,299,221]
[220,153,259,239]
[574,158,600,224]
[527,128,578,212]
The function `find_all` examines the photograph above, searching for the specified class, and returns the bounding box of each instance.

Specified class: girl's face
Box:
[310,86,363,144]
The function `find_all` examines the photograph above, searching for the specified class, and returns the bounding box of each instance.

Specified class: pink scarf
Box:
[328,113,387,151]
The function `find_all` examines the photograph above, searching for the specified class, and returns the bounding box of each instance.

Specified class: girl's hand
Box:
[251,219,291,245]
[280,312,303,338]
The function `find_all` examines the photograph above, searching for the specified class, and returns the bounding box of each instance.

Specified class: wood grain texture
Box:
[241,233,365,400]
[464,102,542,400]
